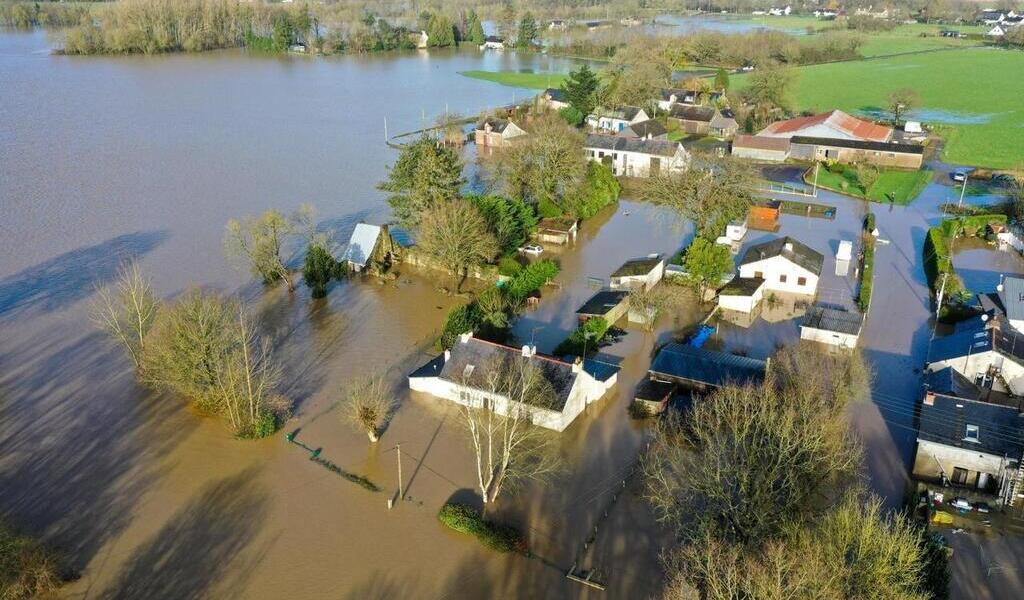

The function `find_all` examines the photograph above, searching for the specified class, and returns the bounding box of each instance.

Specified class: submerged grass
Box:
[460,70,569,90]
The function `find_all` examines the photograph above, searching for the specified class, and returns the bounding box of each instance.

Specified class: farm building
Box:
[576,290,630,323]
[584,134,690,177]
[408,333,618,432]
[475,117,527,148]
[739,236,823,296]
[717,277,766,314]
[620,119,668,140]
[535,217,578,245]
[913,370,1024,505]
[609,255,665,290]
[758,110,893,143]
[586,106,650,133]
[788,136,924,169]
[648,344,767,392]
[800,305,864,348]
[341,223,410,273]
[731,135,791,162]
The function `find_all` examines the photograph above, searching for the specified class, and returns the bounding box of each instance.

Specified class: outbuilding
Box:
[788,136,925,169]
[609,254,665,290]
[576,290,630,323]
[649,344,767,392]
[717,277,766,314]
[731,135,791,162]
[535,217,578,245]
[800,305,863,348]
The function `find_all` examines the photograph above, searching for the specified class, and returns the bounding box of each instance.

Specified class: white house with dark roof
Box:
[717,277,766,314]
[926,315,1024,396]
[586,106,650,133]
[480,36,505,50]
[540,88,570,110]
[609,254,665,290]
[475,117,527,147]
[738,236,824,295]
[584,134,690,177]
[408,333,618,432]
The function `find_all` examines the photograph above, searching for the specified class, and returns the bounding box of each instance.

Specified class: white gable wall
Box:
[739,255,818,295]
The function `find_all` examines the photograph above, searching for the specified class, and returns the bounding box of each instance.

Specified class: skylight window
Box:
[463,364,475,378]
[964,424,980,443]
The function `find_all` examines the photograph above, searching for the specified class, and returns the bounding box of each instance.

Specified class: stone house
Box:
[584,134,690,177]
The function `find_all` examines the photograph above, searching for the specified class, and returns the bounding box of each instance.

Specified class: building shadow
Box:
[0,229,169,321]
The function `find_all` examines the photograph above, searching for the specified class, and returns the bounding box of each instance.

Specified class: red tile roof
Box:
[760,110,892,143]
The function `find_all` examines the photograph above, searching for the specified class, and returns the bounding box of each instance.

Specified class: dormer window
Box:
[463,364,475,378]
[964,424,980,443]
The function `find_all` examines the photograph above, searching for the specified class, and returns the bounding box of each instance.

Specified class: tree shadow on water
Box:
[0,229,169,321]
[102,467,270,600]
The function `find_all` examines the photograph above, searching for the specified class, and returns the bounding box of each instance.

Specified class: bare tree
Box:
[224,205,313,291]
[339,376,395,442]
[417,199,499,292]
[640,156,755,237]
[215,309,286,438]
[91,262,159,370]
[887,88,919,125]
[460,356,561,505]
[627,284,671,331]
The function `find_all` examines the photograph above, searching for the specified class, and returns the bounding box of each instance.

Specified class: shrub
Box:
[554,317,609,357]
[564,162,621,220]
[437,503,523,553]
[440,303,482,350]
[857,242,874,312]
[504,260,560,300]
[303,244,339,299]
[0,522,62,600]
[309,455,380,492]
[559,106,584,127]
[537,198,563,218]
[498,256,523,277]
[467,194,538,256]
[864,212,876,233]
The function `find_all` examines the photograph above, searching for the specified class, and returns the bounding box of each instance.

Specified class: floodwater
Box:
[0,29,688,599]
[2,26,1022,599]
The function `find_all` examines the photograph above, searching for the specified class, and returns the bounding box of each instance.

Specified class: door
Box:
[951,467,969,485]
[650,157,661,176]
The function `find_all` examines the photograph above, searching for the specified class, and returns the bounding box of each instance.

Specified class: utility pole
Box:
[396,443,403,502]
[958,173,968,208]
[812,162,820,197]
[936,272,948,315]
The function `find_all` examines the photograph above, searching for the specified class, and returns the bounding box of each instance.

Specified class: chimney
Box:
[924,391,935,406]
[572,356,583,373]
[459,331,473,344]
[784,241,793,252]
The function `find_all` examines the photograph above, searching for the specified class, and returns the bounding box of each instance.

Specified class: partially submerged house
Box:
[609,254,665,290]
[648,344,767,392]
[541,88,570,111]
[926,316,1024,396]
[341,223,409,273]
[584,134,691,177]
[717,277,766,314]
[913,369,1024,506]
[576,289,630,323]
[480,36,505,50]
[738,236,823,296]
[788,136,924,169]
[535,217,578,245]
[586,106,649,133]
[408,333,618,432]
[475,117,527,148]
[800,305,863,348]
[620,119,668,141]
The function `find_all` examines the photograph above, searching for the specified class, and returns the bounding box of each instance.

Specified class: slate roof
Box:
[435,337,578,411]
[740,236,824,275]
[759,110,892,143]
[477,117,523,135]
[650,344,766,388]
[591,106,644,121]
[543,88,567,102]
[635,378,677,402]
[929,317,1024,365]
[670,105,715,122]
[341,223,382,267]
[660,88,698,103]
[801,305,863,335]
[622,119,667,139]
[1001,275,1024,324]
[789,136,924,155]
[611,255,663,278]
[576,290,629,317]
[925,367,982,401]
[719,276,765,297]
[732,135,791,152]
[919,393,1024,459]
[585,134,681,157]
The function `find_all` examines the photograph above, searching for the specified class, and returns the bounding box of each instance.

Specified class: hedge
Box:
[857,242,874,312]
[437,503,524,553]
[504,260,560,301]
[554,317,609,357]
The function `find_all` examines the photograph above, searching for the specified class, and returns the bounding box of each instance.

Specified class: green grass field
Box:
[810,166,932,204]
[739,48,1024,169]
[460,70,568,89]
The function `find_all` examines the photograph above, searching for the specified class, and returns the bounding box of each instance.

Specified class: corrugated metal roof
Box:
[801,305,863,335]
[341,223,381,267]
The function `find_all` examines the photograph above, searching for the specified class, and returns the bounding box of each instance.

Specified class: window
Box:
[965,424,980,443]
[797,276,807,286]
[755,271,763,279]
[779,274,788,283]
[613,153,618,160]
[463,364,475,378]
[951,467,969,485]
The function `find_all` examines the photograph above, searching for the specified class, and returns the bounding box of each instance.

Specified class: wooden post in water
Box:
[397,443,403,502]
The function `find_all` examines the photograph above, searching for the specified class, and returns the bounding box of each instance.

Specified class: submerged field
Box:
[460,70,568,89]
[740,47,1024,169]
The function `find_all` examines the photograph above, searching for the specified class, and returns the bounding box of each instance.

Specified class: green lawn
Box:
[811,166,932,204]
[739,48,1024,169]
[460,70,568,89]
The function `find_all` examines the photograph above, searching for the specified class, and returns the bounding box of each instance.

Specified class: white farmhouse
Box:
[408,333,618,432]
[586,106,649,133]
[609,254,665,290]
[738,236,824,296]
[584,134,690,177]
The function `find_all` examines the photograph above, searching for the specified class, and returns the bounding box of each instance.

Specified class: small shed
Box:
[609,254,665,290]
[536,217,578,245]
[633,378,677,415]
[747,205,781,232]
[649,344,767,392]
[717,277,765,314]
[576,290,629,323]
[800,305,863,348]
[341,223,382,272]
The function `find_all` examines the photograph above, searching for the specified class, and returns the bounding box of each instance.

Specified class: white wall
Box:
[913,438,1012,490]
[801,326,858,348]
[586,147,688,177]
[929,350,1024,395]
[610,261,665,290]
[739,255,818,295]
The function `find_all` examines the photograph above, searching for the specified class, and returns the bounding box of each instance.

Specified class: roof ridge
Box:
[465,336,573,367]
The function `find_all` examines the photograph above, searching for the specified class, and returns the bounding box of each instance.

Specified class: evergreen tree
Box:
[466,10,485,44]
[516,12,538,48]
[378,136,465,229]
[561,64,600,116]
[715,67,730,91]
[427,14,455,47]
